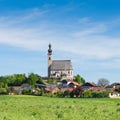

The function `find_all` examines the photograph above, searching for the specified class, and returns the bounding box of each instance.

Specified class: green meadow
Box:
[0,95,120,120]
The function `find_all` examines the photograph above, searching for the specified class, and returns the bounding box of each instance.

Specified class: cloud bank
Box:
[0,8,120,61]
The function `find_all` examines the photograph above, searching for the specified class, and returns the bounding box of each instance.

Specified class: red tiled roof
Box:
[45,87,59,93]
[88,82,96,86]
[71,82,79,86]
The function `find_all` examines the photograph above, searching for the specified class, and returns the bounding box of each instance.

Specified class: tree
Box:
[81,77,86,84]
[97,78,110,87]
[28,73,39,87]
[12,74,26,86]
[74,74,86,84]
[74,74,81,84]
[36,77,43,84]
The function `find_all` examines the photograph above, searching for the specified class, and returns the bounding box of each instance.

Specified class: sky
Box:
[0,0,120,84]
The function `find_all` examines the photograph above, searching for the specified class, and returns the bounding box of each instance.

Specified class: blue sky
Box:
[0,0,120,83]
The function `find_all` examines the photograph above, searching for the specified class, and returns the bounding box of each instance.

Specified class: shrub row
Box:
[81,90,109,98]
[54,90,109,98]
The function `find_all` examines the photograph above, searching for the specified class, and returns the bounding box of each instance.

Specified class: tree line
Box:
[0,73,44,89]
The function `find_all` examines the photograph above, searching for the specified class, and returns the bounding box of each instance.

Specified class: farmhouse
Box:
[48,44,73,80]
[81,82,97,91]
[81,82,106,92]
[106,83,120,98]
[58,79,79,88]
[105,83,120,91]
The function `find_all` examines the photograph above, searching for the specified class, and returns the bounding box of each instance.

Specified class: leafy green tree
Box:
[0,76,10,88]
[36,77,44,84]
[4,74,27,86]
[12,74,24,86]
[81,77,86,84]
[74,74,86,84]
[74,74,81,84]
[0,82,4,88]
[28,73,38,87]
[0,73,43,88]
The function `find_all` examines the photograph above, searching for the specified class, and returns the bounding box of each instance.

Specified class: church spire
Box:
[48,43,52,55]
[48,43,52,78]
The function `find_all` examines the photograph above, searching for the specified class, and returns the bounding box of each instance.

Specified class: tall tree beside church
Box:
[74,74,86,84]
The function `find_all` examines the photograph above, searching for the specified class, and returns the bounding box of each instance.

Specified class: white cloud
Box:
[0,9,120,61]
[73,24,107,36]
[0,8,48,26]
[0,28,48,50]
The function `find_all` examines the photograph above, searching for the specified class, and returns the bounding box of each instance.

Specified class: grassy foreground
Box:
[0,95,120,120]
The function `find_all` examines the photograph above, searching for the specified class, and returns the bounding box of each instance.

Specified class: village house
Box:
[9,83,31,95]
[81,82,106,92]
[58,79,79,88]
[105,83,120,98]
[44,85,59,94]
[57,79,79,92]
[81,82,97,91]
[105,83,120,91]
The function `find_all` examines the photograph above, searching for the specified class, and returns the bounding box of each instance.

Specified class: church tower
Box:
[48,43,52,78]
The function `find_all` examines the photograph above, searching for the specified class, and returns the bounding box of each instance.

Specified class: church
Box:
[48,44,73,80]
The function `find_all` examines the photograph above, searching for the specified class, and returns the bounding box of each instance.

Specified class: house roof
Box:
[36,84,46,88]
[82,82,97,87]
[106,83,120,88]
[50,60,73,70]
[45,87,59,93]
[70,82,79,86]
[89,86,105,92]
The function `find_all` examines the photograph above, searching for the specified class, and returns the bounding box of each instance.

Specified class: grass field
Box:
[0,95,120,120]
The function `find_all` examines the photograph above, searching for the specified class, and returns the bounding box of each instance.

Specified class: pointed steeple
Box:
[48,43,52,78]
[48,43,52,55]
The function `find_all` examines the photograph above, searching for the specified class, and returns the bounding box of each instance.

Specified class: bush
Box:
[0,88,8,95]
[80,90,109,98]
[63,90,70,97]
[22,89,32,95]
[92,91,109,98]
[33,88,41,96]
[56,91,64,98]
[81,90,92,98]
[44,93,54,97]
